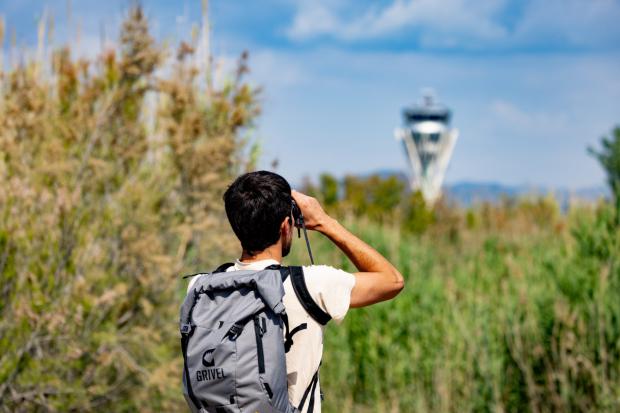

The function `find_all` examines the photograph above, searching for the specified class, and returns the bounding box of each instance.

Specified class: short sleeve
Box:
[187,276,198,293]
[301,265,356,324]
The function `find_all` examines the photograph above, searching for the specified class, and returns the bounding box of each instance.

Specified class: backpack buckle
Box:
[180,323,192,335]
[228,323,244,340]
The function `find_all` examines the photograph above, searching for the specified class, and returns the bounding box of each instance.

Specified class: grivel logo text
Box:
[197,348,225,382]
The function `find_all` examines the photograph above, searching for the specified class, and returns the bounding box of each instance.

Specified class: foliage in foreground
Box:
[0,7,258,412]
[286,200,620,413]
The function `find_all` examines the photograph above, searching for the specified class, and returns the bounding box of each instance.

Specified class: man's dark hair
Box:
[223,171,292,254]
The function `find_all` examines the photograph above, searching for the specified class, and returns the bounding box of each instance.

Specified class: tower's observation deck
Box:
[395,93,458,205]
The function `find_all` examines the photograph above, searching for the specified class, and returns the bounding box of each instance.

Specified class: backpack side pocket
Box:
[188,325,239,409]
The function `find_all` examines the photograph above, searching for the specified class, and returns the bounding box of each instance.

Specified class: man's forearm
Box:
[317,217,403,282]
[291,189,404,307]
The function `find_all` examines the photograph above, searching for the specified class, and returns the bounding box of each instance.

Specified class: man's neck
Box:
[239,244,282,264]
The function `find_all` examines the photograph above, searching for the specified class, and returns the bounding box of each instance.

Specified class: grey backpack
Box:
[180,264,330,413]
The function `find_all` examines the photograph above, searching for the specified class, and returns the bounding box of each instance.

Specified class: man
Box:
[190,170,404,412]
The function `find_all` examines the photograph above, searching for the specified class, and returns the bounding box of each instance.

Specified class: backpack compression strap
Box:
[298,368,320,412]
[289,266,331,325]
[180,289,203,411]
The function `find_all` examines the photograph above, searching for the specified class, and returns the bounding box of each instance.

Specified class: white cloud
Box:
[286,2,340,40]
[490,100,569,134]
[287,0,507,44]
[286,0,620,50]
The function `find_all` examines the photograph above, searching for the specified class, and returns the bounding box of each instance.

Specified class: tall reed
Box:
[286,202,620,412]
[0,6,259,411]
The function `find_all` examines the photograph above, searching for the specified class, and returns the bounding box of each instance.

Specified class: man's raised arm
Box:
[292,190,405,308]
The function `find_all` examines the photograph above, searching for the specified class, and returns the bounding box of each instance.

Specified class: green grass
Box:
[285,208,620,412]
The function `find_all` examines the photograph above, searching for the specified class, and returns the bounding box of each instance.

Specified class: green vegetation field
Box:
[287,204,620,412]
[1,7,619,413]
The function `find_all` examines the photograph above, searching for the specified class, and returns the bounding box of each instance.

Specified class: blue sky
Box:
[2,0,620,188]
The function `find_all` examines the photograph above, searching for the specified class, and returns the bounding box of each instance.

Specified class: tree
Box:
[319,173,339,207]
[589,126,620,209]
[401,191,432,234]
[367,175,405,221]
[343,175,368,215]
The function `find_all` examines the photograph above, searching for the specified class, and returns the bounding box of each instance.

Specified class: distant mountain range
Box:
[360,169,609,208]
[444,181,608,208]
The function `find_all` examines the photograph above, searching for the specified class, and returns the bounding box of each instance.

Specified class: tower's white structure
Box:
[395,93,458,205]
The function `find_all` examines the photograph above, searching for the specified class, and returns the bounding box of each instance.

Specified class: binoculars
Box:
[291,199,314,264]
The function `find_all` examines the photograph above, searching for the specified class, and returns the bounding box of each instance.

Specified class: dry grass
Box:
[0,6,258,411]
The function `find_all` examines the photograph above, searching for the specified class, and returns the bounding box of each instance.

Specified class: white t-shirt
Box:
[187,259,356,413]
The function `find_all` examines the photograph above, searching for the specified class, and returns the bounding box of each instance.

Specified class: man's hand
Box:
[291,190,405,308]
[291,190,331,231]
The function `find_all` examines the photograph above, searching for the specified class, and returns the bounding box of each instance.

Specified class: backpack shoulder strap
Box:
[213,262,234,273]
[289,266,331,325]
[264,264,291,283]
[181,262,234,279]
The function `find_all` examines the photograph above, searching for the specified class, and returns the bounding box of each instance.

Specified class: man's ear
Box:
[280,215,291,234]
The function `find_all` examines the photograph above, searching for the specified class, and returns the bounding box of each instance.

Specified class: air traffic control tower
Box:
[395,93,458,205]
